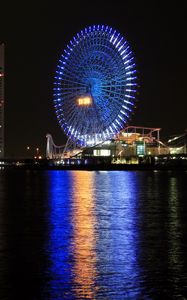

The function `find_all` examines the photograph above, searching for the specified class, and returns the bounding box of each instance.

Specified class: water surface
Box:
[0,170,187,299]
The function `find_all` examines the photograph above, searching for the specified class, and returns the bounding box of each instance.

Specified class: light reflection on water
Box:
[94,172,141,299]
[71,172,97,299]
[46,171,74,299]
[167,177,185,298]
[0,170,187,299]
[46,171,143,299]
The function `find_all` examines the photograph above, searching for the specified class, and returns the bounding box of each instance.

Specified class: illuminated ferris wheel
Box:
[53,25,137,147]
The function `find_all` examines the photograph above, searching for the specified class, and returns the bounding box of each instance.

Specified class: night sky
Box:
[1,1,187,158]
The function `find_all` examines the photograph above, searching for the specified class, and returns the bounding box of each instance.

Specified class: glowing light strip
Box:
[124,57,134,65]
[126,70,136,75]
[120,110,129,117]
[125,63,136,70]
[110,34,114,43]
[109,126,114,133]
[126,83,137,86]
[112,122,117,130]
[118,115,124,121]
[122,105,132,112]
[53,88,62,91]
[126,89,136,92]
[125,94,135,99]
[124,99,134,105]
[122,51,132,60]
[126,77,137,81]
[116,119,123,128]
[120,46,130,56]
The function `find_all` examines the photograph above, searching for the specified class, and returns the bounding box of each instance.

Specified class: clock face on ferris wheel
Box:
[53,25,137,147]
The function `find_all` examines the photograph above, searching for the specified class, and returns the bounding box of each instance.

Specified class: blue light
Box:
[116,37,123,48]
[124,58,134,66]
[120,45,129,56]
[56,71,63,75]
[64,49,68,55]
[53,24,137,147]
[126,76,137,81]
[125,94,135,99]
[126,82,137,86]
[122,51,132,60]
[118,114,124,121]
[94,171,141,299]
[126,89,136,93]
[45,171,74,299]
[110,34,114,43]
[113,33,120,45]
[116,119,123,127]
[112,122,117,130]
[124,100,134,106]
[123,105,132,112]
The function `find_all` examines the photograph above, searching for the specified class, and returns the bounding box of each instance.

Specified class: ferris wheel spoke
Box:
[101,84,126,90]
[61,88,85,97]
[101,75,130,85]
[64,64,87,80]
[62,78,87,87]
[61,88,85,94]
[100,87,126,96]
[61,100,77,114]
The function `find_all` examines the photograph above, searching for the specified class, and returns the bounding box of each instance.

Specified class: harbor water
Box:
[0,170,187,299]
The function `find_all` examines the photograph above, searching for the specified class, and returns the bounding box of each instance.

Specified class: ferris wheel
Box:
[53,25,137,147]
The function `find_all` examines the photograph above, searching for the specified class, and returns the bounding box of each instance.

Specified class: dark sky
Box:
[1,1,187,157]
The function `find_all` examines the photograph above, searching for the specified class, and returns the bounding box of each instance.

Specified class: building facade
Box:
[0,43,4,158]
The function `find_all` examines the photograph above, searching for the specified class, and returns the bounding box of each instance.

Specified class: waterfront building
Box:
[46,125,187,165]
[167,131,187,155]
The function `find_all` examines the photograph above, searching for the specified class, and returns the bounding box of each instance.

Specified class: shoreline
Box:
[1,163,187,171]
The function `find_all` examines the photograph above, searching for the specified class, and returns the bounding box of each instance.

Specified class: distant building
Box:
[0,43,4,158]
[167,131,187,155]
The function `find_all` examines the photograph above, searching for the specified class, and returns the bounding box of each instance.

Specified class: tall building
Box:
[0,43,4,158]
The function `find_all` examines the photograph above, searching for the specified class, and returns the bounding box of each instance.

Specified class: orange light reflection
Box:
[72,171,97,299]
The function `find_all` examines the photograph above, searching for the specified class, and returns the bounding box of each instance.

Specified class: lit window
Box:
[77,96,92,106]
[93,149,111,156]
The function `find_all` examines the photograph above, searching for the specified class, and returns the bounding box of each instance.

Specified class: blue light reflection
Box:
[45,171,74,300]
[94,171,142,299]
[45,170,142,299]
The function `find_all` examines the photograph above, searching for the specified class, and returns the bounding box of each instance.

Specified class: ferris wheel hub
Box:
[77,96,92,106]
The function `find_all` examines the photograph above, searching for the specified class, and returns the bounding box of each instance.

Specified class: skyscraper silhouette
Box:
[0,43,4,158]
